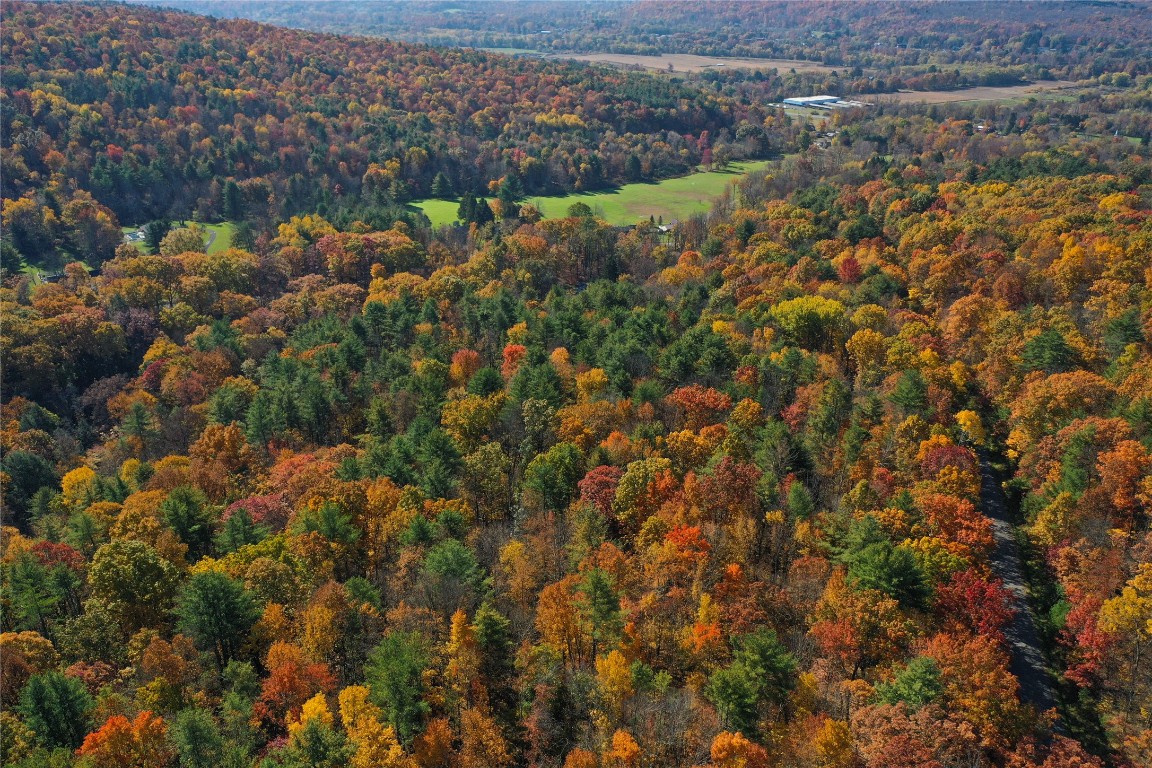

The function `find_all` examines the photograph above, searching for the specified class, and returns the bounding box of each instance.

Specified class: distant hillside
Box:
[152,0,1152,82]
[1,1,765,233]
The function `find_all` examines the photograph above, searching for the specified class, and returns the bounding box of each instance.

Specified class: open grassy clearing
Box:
[414,160,773,228]
[868,80,1082,104]
[476,47,541,55]
[204,222,234,254]
[552,52,837,74]
[120,222,235,254]
[415,199,467,229]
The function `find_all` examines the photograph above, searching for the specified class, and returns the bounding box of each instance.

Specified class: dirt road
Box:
[979,452,1060,718]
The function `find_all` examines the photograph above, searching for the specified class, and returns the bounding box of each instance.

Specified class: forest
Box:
[2,0,771,266]
[2,2,1152,768]
[159,0,1152,87]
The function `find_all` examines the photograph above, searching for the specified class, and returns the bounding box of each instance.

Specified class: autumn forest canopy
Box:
[2,0,770,246]
[1,2,1152,768]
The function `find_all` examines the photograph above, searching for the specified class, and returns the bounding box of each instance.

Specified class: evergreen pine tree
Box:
[431,172,454,199]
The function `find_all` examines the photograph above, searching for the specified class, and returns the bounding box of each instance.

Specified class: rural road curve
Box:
[204,227,217,251]
[979,451,1060,719]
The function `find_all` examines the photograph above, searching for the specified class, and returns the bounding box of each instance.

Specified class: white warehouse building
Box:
[783,95,840,106]
[782,95,870,110]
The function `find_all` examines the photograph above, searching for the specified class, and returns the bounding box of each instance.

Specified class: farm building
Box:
[783,95,840,106]
[782,95,871,109]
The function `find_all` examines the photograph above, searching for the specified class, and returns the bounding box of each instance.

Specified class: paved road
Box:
[979,452,1060,718]
[204,227,217,252]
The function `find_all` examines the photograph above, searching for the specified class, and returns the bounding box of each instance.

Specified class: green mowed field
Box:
[121,222,235,255]
[204,222,234,254]
[415,199,468,229]
[413,160,773,228]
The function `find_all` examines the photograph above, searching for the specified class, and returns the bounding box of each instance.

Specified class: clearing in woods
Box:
[552,52,837,73]
[869,80,1081,104]
[120,222,236,255]
[414,160,773,228]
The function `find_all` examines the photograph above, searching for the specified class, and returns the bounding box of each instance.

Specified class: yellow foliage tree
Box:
[710,730,770,768]
[1099,563,1152,708]
[954,410,985,446]
[61,466,98,508]
[576,368,610,403]
[813,717,854,768]
[287,692,333,739]
[338,686,413,768]
[595,650,634,724]
[445,609,481,714]
[563,748,598,768]
[459,707,512,768]
[603,729,641,768]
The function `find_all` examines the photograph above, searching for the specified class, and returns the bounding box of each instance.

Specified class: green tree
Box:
[786,481,815,520]
[3,553,59,634]
[423,539,484,614]
[162,485,215,561]
[473,195,494,225]
[294,501,361,547]
[232,220,256,252]
[510,364,564,408]
[160,223,207,255]
[266,716,348,768]
[770,296,847,352]
[457,195,476,223]
[1,450,57,528]
[143,219,173,254]
[170,708,225,768]
[431,172,454,199]
[842,214,881,244]
[17,671,93,749]
[625,154,642,181]
[400,514,435,547]
[89,539,178,630]
[365,397,395,440]
[734,629,797,704]
[705,629,796,736]
[1,237,28,275]
[705,662,760,736]
[221,180,246,221]
[466,367,504,396]
[839,516,929,609]
[56,598,126,667]
[176,570,260,670]
[660,325,736,385]
[122,401,160,452]
[567,201,594,218]
[522,442,584,511]
[889,369,928,416]
[473,602,517,722]
[209,383,253,425]
[1104,308,1145,357]
[875,656,943,709]
[577,568,622,658]
[497,175,524,219]
[416,429,461,499]
[365,631,430,747]
[216,508,269,554]
[1021,328,1077,373]
[244,391,283,449]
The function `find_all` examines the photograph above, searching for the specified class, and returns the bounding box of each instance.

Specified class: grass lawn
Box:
[204,222,235,254]
[121,222,236,254]
[122,225,149,253]
[413,160,773,228]
[415,199,467,229]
